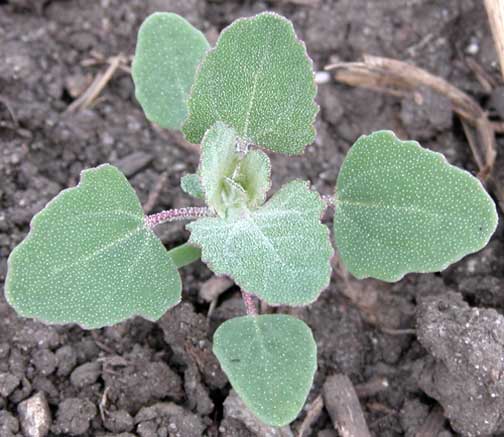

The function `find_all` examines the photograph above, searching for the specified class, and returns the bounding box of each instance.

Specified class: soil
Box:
[1,1,504,436]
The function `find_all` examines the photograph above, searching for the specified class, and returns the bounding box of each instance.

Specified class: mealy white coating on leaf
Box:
[132,12,209,130]
[213,314,317,427]
[182,12,318,154]
[235,149,272,208]
[5,164,181,329]
[333,130,498,282]
[187,180,333,305]
[180,173,205,199]
[199,122,240,216]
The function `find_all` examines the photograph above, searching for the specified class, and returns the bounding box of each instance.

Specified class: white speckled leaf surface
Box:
[187,180,333,305]
[132,13,209,130]
[180,173,205,199]
[183,12,318,154]
[334,130,498,281]
[5,165,181,329]
[235,149,271,208]
[199,122,240,216]
[213,314,317,427]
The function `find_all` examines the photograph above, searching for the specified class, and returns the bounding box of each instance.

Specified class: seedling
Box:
[5,12,498,427]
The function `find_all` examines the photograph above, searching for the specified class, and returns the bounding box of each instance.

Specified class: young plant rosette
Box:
[4,11,498,428]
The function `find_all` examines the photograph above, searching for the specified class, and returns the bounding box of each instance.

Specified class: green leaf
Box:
[183,12,318,155]
[188,180,333,305]
[213,314,317,427]
[235,149,271,208]
[5,165,181,329]
[334,130,498,282]
[181,173,205,199]
[132,13,210,130]
[199,122,241,216]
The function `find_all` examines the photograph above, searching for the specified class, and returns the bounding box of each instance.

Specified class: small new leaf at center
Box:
[198,122,272,216]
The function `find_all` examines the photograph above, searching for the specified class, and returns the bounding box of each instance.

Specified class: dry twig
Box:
[297,395,324,437]
[323,374,372,437]
[326,55,497,180]
[65,54,127,113]
[484,0,504,82]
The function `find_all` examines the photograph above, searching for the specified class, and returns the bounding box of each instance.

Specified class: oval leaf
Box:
[213,314,317,427]
[188,180,333,305]
[132,13,210,130]
[334,130,498,282]
[183,12,318,154]
[5,165,182,329]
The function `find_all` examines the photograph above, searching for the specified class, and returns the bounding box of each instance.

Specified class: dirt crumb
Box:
[417,291,504,436]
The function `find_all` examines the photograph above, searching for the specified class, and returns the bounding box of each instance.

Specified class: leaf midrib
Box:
[48,221,147,277]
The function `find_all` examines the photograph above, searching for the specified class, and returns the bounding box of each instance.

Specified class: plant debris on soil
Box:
[1,1,504,436]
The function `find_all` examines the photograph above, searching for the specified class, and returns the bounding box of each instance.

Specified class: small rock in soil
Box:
[399,398,430,437]
[18,392,51,437]
[417,291,504,436]
[104,410,134,433]
[74,339,100,364]
[0,410,20,437]
[10,377,32,404]
[31,376,59,404]
[13,322,60,351]
[0,372,20,397]
[219,417,255,437]
[53,398,97,436]
[0,342,10,359]
[70,361,102,388]
[55,345,77,376]
[102,348,183,413]
[134,402,205,437]
[158,302,227,389]
[223,390,293,437]
[184,363,214,416]
[31,349,58,376]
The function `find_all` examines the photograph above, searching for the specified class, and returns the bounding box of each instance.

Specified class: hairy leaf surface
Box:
[188,180,333,305]
[199,122,240,216]
[183,12,318,154]
[5,165,181,329]
[132,13,209,130]
[181,173,205,199]
[213,314,317,427]
[235,149,271,208]
[334,131,498,281]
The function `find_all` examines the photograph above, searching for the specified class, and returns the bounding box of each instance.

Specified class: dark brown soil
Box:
[1,1,504,436]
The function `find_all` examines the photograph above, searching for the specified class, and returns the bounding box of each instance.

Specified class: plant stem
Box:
[241,290,258,316]
[145,207,213,229]
[167,243,202,268]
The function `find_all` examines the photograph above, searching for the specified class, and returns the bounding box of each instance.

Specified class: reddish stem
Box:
[241,290,258,316]
[145,207,212,229]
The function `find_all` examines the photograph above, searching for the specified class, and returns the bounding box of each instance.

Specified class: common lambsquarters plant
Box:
[5,12,498,427]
